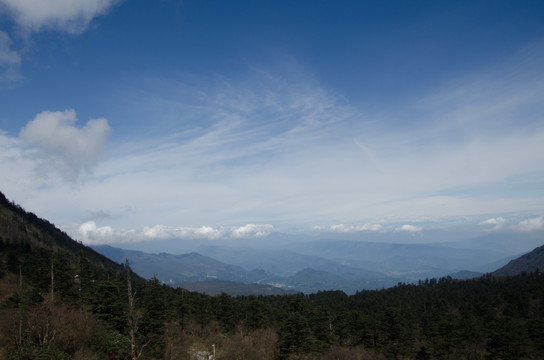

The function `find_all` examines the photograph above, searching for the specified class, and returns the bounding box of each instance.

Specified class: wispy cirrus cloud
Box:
[1,45,544,235]
[0,31,21,84]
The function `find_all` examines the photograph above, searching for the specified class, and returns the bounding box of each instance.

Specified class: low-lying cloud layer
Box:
[516,216,544,232]
[480,217,507,232]
[74,221,275,244]
[395,224,423,233]
[329,223,383,233]
[480,216,544,233]
[72,214,544,247]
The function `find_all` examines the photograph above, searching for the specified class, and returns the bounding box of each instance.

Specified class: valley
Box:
[93,232,541,296]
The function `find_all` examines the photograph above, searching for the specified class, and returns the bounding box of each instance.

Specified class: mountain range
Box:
[1,189,543,297]
[2,190,543,359]
[93,244,401,294]
[92,236,544,295]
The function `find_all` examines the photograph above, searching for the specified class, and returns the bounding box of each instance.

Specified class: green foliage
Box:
[1,191,544,359]
[139,276,168,357]
[214,292,239,332]
[7,348,70,360]
[251,297,273,329]
[88,280,127,332]
[89,328,130,360]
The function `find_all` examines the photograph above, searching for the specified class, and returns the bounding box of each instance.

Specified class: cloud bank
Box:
[396,225,423,233]
[19,109,111,181]
[516,216,544,232]
[480,217,507,232]
[74,221,275,245]
[329,223,383,233]
[478,216,544,232]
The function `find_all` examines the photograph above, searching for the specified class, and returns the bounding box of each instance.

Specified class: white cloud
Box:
[0,131,37,194]
[480,217,506,225]
[0,0,120,34]
[79,221,113,239]
[0,31,21,84]
[127,51,544,226]
[2,48,544,232]
[516,216,544,232]
[0,0,119,84]
[480,217,507,231]
[231,224,274,238]
[72,222,274,245]
[19,109,111,181]
[142,225,225,241]
[396,224,423,233]
[329,223,383,233]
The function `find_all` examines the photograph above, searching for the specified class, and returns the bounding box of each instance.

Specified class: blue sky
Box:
[1,0,544,246]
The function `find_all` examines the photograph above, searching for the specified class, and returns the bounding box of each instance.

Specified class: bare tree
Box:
[126,259,147,360]
[50,259,54,303]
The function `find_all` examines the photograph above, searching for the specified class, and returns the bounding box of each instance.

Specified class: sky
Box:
[0,0,544,247]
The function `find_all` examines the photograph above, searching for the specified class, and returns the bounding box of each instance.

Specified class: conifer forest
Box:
[1,193,543,359]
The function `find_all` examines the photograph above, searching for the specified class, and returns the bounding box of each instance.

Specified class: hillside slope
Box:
[0,191,129,277]
[1,191,544,359]
[492,244,544,276]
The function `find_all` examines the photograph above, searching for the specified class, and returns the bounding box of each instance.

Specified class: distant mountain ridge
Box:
[92,245,267,284]
[4,188,542,297]
[492,244,544,276]
[93,236,544,295]
[288,239,516,276]
[197,240,529,282]
[92,245,405,294]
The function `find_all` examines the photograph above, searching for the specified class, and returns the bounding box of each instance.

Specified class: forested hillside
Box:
[1,192,543,359]
[493,244,544,276]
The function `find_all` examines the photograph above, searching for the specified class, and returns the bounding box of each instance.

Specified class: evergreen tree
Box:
[486,316,529,359]
[88,280,126,332]
[278,297,314,359]
[139,276,167,358]
[215,292,238,332]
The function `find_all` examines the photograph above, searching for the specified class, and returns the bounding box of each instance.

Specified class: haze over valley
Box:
[91,229,543,295]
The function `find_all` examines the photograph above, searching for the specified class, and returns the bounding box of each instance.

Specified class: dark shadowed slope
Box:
[0,191,129,277]
[492,244,544,276]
